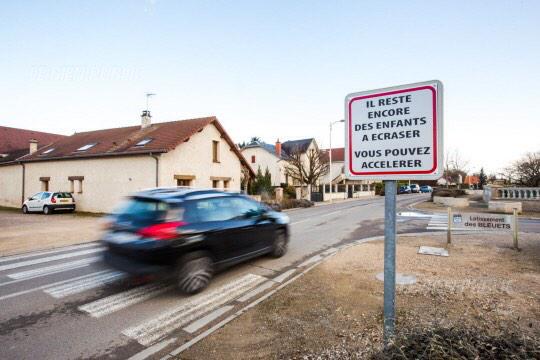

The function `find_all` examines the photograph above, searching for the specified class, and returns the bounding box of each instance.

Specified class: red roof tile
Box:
[0,126,65,163]
[322,148,344,162]
[12,116,254,177]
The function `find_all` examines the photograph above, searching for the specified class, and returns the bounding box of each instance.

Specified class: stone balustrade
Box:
[496,187,540,200]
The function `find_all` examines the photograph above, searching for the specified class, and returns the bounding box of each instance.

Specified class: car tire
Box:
[22,205,28,214]
[176,252,213,294]
[270,230,288,258]
[43,206,52,215]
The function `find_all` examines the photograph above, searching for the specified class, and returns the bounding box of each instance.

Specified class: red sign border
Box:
[348,85,437,176]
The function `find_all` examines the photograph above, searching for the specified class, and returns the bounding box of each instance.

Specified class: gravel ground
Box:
[0,210,102,256]
[182,233,540,359]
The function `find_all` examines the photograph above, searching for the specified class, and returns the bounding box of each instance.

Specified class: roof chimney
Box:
[141,110,152,129]
[29,139,38,154]
[275,138,281,158]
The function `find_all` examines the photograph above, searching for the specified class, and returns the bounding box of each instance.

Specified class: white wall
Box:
[0,165,23,208]
[160,123,242,190]
[23,156,156,213]
[241,147,283,186]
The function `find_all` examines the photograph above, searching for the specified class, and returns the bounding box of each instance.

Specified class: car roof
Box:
[132,188,243,203]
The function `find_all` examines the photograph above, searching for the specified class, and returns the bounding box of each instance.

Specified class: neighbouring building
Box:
[0,126,66,164]
[240,140,286,187]
[0,112,254,213]
[241,138,320,191]
[321,148,375,200]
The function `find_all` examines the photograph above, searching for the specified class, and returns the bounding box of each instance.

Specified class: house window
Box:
[212,180,220,188]
[251,155,256,163]
[76,143,97,152]
[223,180,230,189]
[135,138,152,147]
[68,176,84,194]
[174,175,195,187]
[212,140,220,163]
[40,177,50,191]
[177,179,191,187]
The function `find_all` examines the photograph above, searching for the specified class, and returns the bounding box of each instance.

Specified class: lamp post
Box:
[329,119,345,203]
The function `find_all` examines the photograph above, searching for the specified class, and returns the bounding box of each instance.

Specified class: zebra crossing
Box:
[0,241,284,358]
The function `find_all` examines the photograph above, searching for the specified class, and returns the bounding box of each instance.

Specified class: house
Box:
[0,112,254,213]
[240,140,286,187]
[0,126,66,164]
[321,148,375,200]
[241,138,319,189]
[464,175,480,188]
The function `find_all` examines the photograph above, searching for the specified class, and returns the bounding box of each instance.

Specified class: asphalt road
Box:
[1,194,538,360]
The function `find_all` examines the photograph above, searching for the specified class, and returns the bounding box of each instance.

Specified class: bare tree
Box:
[505,151,540,186]
[443,149,470,186]
[284,148,329,189]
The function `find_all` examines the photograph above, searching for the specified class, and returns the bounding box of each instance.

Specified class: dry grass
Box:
[182,233,540,359]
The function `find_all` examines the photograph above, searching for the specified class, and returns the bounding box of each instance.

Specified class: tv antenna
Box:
[145,93,156,112]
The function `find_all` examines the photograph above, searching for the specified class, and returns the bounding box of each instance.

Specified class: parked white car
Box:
[22,192,76,214]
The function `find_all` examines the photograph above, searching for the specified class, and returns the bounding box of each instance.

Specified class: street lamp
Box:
[329,119,345,203]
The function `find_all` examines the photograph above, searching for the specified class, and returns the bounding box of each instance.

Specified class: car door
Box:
[229,196,274,254]
[188,197,245,264]
[27,192,42,210]
[39,192,51,210]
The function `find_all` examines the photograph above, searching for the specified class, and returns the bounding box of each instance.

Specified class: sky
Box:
[1,0,538,175]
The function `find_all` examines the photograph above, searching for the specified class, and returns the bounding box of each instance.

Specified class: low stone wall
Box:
[488,201,522,214]
[433,196,469,207]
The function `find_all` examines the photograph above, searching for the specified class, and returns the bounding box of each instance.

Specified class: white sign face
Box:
[452,213,513,231]
[345,80,443,180]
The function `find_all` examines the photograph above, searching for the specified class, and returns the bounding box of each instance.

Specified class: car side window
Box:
[41,192,51,200]
[193,197,236,222]
[30,192,42,200]
[229,197,263,219]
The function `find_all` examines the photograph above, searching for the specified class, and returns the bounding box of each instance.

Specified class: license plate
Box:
[106,232,140,244]
[60,199,69,203]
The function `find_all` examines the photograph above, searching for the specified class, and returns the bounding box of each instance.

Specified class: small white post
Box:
[447,207,452,245]
[513,208,519,250]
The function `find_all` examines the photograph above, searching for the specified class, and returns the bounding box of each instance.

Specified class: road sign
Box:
[345,80,443,180]
[451,213,513,231]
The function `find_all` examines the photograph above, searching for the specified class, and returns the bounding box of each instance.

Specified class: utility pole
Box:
[329,119,344,203]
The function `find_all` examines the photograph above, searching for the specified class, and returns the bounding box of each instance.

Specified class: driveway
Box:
[0,210,103,256]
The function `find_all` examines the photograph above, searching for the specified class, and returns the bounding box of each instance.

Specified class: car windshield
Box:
[54,192,73,198]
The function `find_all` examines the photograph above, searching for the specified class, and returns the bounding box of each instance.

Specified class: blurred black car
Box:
[102,188,289,294]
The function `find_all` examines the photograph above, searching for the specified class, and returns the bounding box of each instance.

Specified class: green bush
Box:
[432,188,467,199]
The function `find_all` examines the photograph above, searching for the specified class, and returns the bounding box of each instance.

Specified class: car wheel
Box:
[176,253,213,294]
[270,230,288,258]
[22,205,28,214]
[43,206,52,215]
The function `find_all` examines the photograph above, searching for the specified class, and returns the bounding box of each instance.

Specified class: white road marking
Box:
[236,281,274,303]
[183,305,234,334]
[79,283,173,318]
[127,337,177,360]
[321,247,338,256]
[123,273,265,346]
[0,242,101,264]
[272,269,296,283]
[298,254,322,267]
[0,248,104,272]
[0,270,111,301]
[7,257,101,280]
[44,270,127,298]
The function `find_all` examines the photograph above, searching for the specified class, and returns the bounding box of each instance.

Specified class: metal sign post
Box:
[383,180,397,344]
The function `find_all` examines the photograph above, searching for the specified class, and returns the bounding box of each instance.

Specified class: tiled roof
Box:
[0,126,66,163]
[281,138,314,155]
[6,117,254,176]
[242,142,287,160]
[322,148,344,162]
